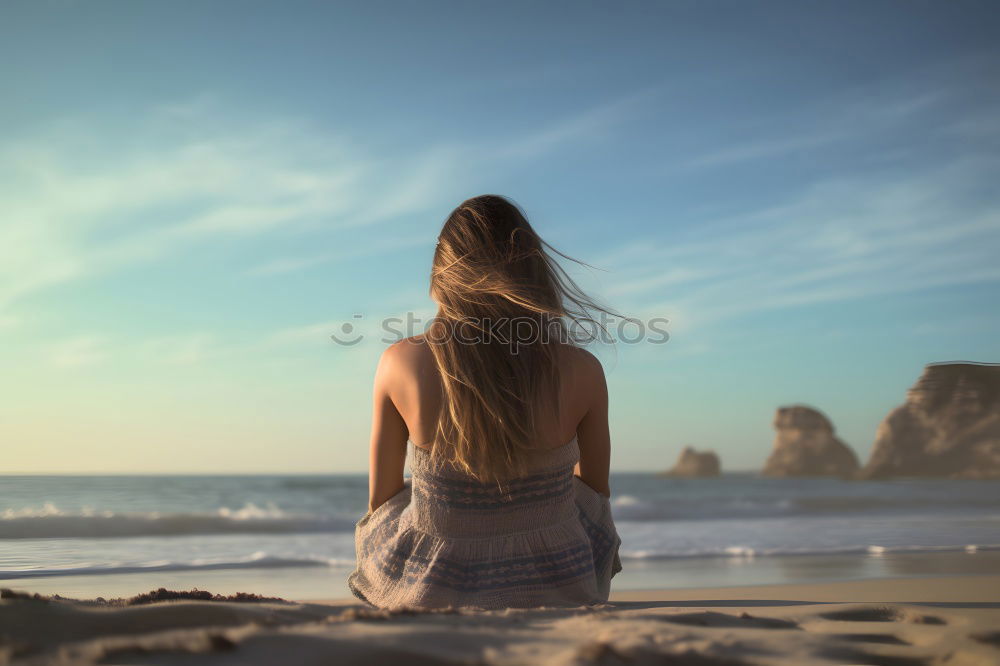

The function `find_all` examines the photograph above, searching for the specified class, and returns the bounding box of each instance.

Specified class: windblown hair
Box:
[427,194,609,485]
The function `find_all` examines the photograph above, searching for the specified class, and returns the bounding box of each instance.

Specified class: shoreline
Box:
[3,574,998,665]
[4,548,998,604]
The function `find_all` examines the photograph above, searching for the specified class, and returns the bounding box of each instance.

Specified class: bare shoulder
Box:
[377,335,435,383]
[381,334,430,362]
[555,343,606,386]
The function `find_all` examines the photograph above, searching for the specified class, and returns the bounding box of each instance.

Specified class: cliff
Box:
[862,362,1000,479]
[662,446,721,478]
[762,405,860,478]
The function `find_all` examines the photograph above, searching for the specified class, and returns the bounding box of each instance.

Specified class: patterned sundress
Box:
[348,436,622,608]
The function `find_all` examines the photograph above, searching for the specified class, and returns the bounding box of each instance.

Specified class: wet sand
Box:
[2,574,999,665]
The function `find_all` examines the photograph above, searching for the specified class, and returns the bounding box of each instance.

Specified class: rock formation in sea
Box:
[862,362,1000,479]
[662,446,721,477]
[761,405,860,478]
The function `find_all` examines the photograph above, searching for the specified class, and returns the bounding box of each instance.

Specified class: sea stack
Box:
[762,405,860,478]
[862,362,1000,479]
[663,446,721,477]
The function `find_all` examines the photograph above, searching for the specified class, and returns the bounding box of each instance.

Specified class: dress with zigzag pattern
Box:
[348,436,622,609]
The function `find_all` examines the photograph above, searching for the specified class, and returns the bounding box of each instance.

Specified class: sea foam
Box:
[0,502,355,539]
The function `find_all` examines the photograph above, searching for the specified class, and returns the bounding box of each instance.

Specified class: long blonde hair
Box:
[427,194,608,484]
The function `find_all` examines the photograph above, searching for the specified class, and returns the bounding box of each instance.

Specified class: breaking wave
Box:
[619,543,1000,560]
[0,551,355,579]
[0,502,356,539]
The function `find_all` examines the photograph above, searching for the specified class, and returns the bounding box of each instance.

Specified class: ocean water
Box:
[2,472,999,599]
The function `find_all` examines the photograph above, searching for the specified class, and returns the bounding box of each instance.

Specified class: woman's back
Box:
[348,194,622,608]
[387,335,604,456]
[348,337,621,609]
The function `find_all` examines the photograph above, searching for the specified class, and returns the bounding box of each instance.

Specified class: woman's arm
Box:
[574,350,611,497]
[367,345,409,513]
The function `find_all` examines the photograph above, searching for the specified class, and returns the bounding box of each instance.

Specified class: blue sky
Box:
[1,1,998,473]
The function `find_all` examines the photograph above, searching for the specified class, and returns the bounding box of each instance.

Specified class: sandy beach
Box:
[3,574,998,665]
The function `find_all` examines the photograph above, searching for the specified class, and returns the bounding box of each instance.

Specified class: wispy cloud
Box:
[600,154,1000,330]
[246,230,429,276]
[47,335,108,368]
[0,109,451,316]
[1,87,655,319]
[265,320,349,345]
[0,313,22,330]
[687,131,848,169]
[493,84,664,161]
[43,325,357,371]
[137,333,218,365]
[683,85,951,170]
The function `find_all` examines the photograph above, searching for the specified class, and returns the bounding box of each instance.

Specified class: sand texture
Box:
[2,575,999,665]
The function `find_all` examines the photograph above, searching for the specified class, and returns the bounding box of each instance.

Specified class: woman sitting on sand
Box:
[348,194,622,609]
